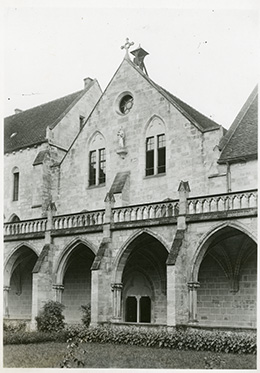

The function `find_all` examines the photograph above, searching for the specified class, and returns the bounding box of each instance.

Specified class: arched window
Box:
[12,167,19,201]
[89,133,106,186]
[145,117,166,176]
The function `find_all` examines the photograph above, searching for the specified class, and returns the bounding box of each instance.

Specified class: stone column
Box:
[188,281,200,323]
[111,283,123,320]
[53,284,64,303]
[3,286,11,318]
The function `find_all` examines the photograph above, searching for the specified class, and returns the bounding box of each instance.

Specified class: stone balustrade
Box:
[4,189,257,236]
[4,218,47,236]
[112,200,179,223]
[53,210,105,230]
[187,189,257,215]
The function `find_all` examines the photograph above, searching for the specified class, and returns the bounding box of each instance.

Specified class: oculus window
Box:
[119,94,134,114]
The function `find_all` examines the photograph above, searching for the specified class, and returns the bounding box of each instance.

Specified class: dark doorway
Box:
[140,296,151,323]
[126,296,137,322]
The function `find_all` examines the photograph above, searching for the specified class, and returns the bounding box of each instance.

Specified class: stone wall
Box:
[197,251,257,328]
[57,59,223,214]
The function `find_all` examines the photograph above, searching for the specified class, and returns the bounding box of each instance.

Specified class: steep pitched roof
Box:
[218,86,258,164]
[4,84,94,153]
[127,58,221,132]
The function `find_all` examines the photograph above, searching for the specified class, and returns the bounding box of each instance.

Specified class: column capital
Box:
[187,281,200,290]
[111,283,123,290]
[52,284,64,291]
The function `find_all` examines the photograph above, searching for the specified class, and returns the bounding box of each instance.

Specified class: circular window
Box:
[119,94,134,114]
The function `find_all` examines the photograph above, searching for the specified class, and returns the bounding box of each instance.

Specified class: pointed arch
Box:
[54,237,97,284]
[8,213,20,222]
[112,228,169,284]
[88,130,106,148]
[143,114,167,136]
[4,242,39,285]
[189,221,257,283]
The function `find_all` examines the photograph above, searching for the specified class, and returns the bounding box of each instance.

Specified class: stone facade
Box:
[4,47,257,331]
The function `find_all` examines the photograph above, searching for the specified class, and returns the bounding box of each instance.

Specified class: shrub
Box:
[3,321,26,334]
[81,304,91,327]
[35,301,65,333]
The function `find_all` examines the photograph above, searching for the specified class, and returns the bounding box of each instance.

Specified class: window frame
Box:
[89,147,106,187]
[145,133,166,177]
[13,170,19,201]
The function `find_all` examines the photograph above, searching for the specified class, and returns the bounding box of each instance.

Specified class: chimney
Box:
[131,45,149,75]
[14,108,23,114]
[83,77,93,89]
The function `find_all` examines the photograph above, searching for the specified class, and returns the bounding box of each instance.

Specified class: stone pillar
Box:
[188,281,200,323]
[111,283,123,320]
[177,181,190,230]
[166,266,176,326]
[53,284,64,302]
[45,202,56,244]
[103,192,115,238]
[91,270,99,326]
[3,286,11,318]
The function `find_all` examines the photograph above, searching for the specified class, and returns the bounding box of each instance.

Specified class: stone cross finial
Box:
[121,38,134,58]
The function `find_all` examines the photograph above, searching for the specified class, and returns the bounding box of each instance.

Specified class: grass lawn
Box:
[4,342,257,369]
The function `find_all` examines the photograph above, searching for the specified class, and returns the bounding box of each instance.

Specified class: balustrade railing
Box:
[4,218,47,236]
[53,210,105,230]
[187,190,257,215]
[112,200,179,223]
[4,190,257,236]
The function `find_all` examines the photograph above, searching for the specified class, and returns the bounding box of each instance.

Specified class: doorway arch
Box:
[114,231,168,324]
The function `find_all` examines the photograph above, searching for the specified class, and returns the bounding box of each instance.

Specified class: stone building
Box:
[4,41,257,330]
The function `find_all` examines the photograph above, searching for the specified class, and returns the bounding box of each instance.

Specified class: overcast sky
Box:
[3,0,259,129]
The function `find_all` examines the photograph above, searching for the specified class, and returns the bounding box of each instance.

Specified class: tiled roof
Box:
[218,86,258,163]
[127,59,221,132]
[4,88,91,153]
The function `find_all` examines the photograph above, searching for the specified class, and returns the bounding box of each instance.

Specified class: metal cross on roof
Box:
[121,38,134,58]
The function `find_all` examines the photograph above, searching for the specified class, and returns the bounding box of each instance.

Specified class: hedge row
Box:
[66,325,256,355]
[4,324,256,355]
[3,330,68,345]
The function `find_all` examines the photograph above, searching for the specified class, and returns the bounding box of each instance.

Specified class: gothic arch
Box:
[4,242,39,286]
[88,130,106,149]
[143,114,167,136]
[112,228,169,283]
[189,221,257,283]
[8,213,20,222]
[54,237,97,284]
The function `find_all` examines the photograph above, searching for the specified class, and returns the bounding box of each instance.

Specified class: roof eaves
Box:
[4,139,48,154]
[218,153,257,164]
